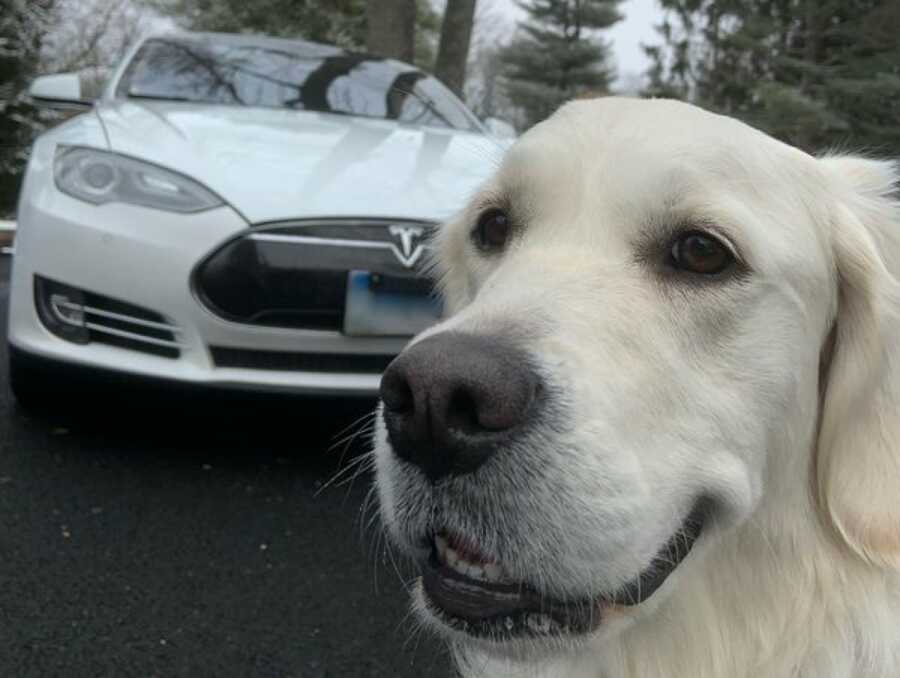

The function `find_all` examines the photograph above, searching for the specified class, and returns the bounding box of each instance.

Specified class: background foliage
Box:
[1,0,57,214]
[2,0,899,216]
[643,0,900,154]
[498,0,624,129]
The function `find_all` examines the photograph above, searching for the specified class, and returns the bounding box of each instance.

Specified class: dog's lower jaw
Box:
[449,507,900,678]
[413,500,708,646]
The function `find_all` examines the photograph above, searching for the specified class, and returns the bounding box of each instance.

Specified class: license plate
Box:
[343,271,442,337]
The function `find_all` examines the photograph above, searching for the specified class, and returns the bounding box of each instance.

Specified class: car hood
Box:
[96,100,503,224]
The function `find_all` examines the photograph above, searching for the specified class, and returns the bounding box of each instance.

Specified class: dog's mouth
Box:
[419,502,707,641]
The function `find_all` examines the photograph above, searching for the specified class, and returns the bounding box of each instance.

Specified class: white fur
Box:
[373,98,900,678]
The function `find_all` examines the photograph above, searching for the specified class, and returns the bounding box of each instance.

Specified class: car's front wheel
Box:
[8,345,66,414]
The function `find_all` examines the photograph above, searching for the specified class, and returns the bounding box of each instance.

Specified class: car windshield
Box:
[116,37,479,132]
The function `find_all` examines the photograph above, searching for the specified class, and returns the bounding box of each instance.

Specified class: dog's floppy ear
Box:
[816,156,900,568]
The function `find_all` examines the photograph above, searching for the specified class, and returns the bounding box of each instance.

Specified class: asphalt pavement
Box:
[0,258,452,677]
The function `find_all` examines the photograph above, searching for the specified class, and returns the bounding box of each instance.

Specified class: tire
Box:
[8,346,70,414]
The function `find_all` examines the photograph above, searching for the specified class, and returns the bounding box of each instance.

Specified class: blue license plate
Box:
[343,271,442,337]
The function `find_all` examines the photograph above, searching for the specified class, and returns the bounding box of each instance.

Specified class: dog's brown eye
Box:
[671,231,733,275]
[473,209,510,252]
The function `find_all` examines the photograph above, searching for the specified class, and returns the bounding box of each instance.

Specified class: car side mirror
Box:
[482,117,517,140]
[29,73,94,110]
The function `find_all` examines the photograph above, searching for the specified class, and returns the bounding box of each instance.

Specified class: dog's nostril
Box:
[380,366,415,414]
[380,332,541,481]
[445,387,481,434]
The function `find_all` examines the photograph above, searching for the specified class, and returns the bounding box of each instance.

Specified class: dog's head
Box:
[372,98,900,659]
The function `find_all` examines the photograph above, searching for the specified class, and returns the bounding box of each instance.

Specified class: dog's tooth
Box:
[451,559,469,576]
[467,565,484,580]
[445,547,459,567]
[483,563,502,581]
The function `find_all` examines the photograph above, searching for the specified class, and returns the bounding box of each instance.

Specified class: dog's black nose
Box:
[380,332,539,482]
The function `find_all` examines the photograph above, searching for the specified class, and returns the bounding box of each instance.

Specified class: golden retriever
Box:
[372,97,900,678]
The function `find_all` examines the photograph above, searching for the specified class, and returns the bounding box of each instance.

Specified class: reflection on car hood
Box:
[96,100,504,224]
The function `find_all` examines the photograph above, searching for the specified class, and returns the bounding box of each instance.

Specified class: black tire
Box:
[9,347,50,411]
[8,345,67,414]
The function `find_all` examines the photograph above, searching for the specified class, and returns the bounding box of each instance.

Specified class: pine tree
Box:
[0,0,56,216]
[644,0,900,154]
[499,0,623,129]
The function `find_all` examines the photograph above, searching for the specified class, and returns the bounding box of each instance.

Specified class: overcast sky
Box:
[490,0,663,83]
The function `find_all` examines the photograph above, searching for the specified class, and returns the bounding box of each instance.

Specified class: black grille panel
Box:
[194,219,437,332]
[210,347,395,373]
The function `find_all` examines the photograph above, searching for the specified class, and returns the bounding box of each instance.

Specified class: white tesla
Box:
[8,31,509,402]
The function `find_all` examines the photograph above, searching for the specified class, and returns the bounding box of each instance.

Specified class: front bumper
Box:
[8,185,418,396]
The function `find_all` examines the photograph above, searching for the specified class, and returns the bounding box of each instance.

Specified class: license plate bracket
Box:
[343,270,442,337]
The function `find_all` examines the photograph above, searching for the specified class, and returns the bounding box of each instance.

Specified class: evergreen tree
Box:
[644,0,900,154]
[499,0,623,129]
[414,0,442,69]
[0,0,56,217]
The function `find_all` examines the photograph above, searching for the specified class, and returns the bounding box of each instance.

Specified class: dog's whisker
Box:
[328,409,378,448]
[340,429,381,501]
[328,416,376,466]
[315,449,374,497]
[327,413,377,478]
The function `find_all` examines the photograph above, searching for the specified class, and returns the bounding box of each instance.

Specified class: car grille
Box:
[209,347,395,373]
[193,219,437,332]
[34,276,182,359]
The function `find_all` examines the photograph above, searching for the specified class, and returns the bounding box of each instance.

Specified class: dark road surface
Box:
[0,259,452,677]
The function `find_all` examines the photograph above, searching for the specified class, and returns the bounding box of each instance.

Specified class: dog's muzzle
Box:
[380,332,541,483]
[378,332,707,641]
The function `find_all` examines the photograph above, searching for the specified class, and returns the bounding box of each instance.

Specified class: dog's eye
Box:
[473,209,510,252]
[670,231,734,275]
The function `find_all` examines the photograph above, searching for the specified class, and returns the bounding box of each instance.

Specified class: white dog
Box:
[372,97,900,678]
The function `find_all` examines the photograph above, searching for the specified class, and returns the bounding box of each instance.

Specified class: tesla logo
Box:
[388,224,426,269]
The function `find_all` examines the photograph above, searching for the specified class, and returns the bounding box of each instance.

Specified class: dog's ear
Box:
[816,156,900,568]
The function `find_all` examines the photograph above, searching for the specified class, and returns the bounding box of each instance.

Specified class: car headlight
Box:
[54,146,224,213]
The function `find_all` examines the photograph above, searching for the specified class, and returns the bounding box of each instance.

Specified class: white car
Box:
[8,32,508,402]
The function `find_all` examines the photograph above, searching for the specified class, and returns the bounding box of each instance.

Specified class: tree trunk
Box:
[433,0,476,96]
[366,0,416,63]
[802,0,823,91]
